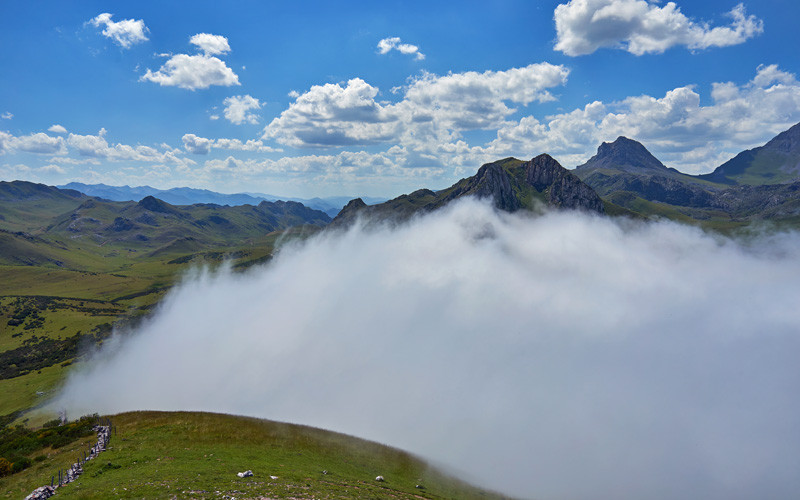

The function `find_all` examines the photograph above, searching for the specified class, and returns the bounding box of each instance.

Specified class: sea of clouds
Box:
[55,198,800,499]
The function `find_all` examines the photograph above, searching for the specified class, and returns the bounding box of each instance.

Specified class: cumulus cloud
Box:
[141,54,240,90]
[65,128,192,167]
[377,37,425,60]
[189,33,231,56]
[90,13,149,49]
[0,132,66,155]
[222,95,262,125]
[181,133,213,155]
[56,199,800,500]
[487,64,800,173]
[212,138,280,153]
[181,134,280,155]
[262,63,569,148]
[40,164,66,175]
[48,124,68,134]
[554,0,763,56]
[141,33,239,90]
[1,112,12,120]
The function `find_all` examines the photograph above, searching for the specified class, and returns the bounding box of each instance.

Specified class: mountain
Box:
[574,136,721,208]
[45,195,331,249]
[699,122,800,185]
[575,136,673,175]
[0,182,332,269]
[0,181,90,232]
[59,183,386,217]
[573,128,800,226]
[333,154,605,226]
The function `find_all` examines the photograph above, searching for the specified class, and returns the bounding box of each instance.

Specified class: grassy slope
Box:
[2,412,510,500]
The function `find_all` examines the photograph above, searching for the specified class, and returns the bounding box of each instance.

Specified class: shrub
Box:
[0,457,11,477]
[11,456,31,473]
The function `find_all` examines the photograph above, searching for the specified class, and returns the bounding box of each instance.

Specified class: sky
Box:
[2,0,800,198]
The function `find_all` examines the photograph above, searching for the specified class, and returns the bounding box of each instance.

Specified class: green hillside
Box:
[1,412,509,499]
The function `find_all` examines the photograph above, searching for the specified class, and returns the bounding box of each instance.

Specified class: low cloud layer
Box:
[56,200,800,500]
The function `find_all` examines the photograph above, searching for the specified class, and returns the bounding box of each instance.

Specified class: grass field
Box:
[1,411,509,499]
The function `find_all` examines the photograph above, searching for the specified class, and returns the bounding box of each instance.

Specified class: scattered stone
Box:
[24,424,111,499]
[237,470,253,478]
[270,475,279,479]
[375,475,385,482]
[24,486,55,500]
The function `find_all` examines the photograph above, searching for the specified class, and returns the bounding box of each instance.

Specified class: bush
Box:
[11,456,31,473]
[42,418,61,428]
[0,457,11,477]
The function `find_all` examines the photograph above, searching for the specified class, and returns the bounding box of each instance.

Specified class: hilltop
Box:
[2,411,510,499]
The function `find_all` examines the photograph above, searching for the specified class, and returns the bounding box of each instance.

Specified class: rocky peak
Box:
[137,195,175,214]
[763,121,800,154]
[330,198,368,226]
[579,136,667,173]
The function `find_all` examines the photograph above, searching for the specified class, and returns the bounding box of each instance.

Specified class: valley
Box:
[2,122,800,499]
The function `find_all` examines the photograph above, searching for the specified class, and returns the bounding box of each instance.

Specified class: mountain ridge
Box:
[58,182,386,218]
[332,154,606,226]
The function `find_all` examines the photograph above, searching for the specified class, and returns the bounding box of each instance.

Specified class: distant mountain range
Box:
[56,183,386,218]
[0,181,331,267]
[1,120,797,256]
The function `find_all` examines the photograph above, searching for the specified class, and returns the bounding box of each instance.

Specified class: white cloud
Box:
[90,13,149,49]
[1,132,67,155]
[141,54,240,90]
[182,133,213,155]
[141,34,239,90]
[263,78,399,148]
[66,128,193,167]
[213,138,280,153]
[377,37,426,60]
[1,112,12,120]
[56,201,800,500]
[262,63,570,148]
[554,0,763,56]
[223,95,262,125]
[48,124,67,134]
[190,33,231,56]
[487,64,800,173]
[181,133,281,155]
[40,164,67,175]
[402,63,570,129]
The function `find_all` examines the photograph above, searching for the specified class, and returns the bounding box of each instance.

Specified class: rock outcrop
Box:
[331,154,605,227]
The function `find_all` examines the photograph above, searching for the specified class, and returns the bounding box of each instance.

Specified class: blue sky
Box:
[2,0,799,198]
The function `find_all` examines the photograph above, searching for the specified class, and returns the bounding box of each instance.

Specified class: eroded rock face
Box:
[524,154,605,213]
[331,155,606,228]
[438,162,521,212]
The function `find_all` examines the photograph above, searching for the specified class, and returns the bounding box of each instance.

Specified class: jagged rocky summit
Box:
[332,153,604,226]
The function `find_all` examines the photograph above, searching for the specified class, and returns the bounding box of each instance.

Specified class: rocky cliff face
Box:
[524,154,605,212]
[331,154,605,226]
[435,160,521,212]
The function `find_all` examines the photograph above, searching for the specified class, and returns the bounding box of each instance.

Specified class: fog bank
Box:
[56,199,800,499]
